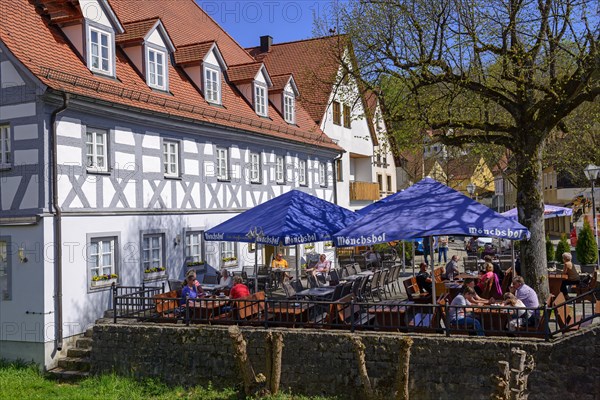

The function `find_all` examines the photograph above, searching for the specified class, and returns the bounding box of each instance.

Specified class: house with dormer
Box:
[0,0,342,368]
[247,36,397,212]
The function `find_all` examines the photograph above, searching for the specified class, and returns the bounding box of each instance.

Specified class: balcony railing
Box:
[350,181,380,201]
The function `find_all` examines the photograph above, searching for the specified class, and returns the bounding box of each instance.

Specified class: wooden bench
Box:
[234,291,270,324]
[409,293,447,333]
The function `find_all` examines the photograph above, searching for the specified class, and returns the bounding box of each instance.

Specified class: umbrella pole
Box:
[295,244,300,285]
[402,241,406,273]
[412,242,415,277]
[429,236,436,305]
[254,239,258,294]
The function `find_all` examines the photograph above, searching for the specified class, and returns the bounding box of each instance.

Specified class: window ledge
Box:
[217,178,231,182]
[0,164,12,171]
[164,175,182,180]
[87,169,111,175]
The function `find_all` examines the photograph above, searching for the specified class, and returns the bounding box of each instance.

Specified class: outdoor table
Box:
[201,283,226,293]
[358,270,374,276]
[187,297,230,320]
[296,287,336,299]
[269,303,312,326]
[456,273,480,282]
[473,306,511,333]
[548,273,567,297]
[368,302,413,330]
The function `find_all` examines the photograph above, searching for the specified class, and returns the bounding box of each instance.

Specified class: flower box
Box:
[144,271,167,281]
[223,260,238,268]
[91,278,117,288]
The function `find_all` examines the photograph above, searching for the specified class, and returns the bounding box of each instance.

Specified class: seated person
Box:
[312,254,331,279]
[416,262,432,293]
[444,255,460,280]
[449,286,484,336]
[219,269,232,289]
[502,292,527,331]
[180,270,204,306]
[476,263,495,295]
[462,278,492,305]
[511,276,539,326]
[560,252,580,297]
[271,253,288,269]
[230,275,251,299]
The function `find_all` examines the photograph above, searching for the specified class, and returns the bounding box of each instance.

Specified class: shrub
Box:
[545,235,555,262]
[576,219,598,265]
[555,234,570,263]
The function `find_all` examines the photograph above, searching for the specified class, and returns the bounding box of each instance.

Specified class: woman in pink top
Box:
[476,263,495,295]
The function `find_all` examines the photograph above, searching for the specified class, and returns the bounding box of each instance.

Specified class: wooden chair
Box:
[500,268,513,295]
[514,294,554,338]
[327,294,374,329]
[153,290,180,321]
[235,291,268,324]
[434,267,444,283]
[410,293,447,333]
[403,277,431,303]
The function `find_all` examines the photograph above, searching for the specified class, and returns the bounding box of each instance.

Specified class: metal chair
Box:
[203,274,218,284]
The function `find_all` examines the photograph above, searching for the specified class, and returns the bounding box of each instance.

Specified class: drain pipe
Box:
[333,152,343,205]
[50,92,69,351]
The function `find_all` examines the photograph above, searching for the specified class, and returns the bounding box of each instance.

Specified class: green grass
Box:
[0,360,334,400]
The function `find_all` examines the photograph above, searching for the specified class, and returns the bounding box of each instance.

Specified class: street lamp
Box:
[466,182,476,199]
[583,164,600,269]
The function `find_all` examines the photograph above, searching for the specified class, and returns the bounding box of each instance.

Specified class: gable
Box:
[80,0,123,32]
[1,59,26,88]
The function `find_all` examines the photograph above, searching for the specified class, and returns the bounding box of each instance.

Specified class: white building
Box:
[0,0,342,368]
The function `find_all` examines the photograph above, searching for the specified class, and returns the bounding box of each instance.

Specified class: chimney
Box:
[260,35,273,53]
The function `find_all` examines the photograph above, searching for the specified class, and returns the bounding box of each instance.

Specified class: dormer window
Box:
[89,26,113,75]
[255,84,267,117]
[204,66,221,104]
[283,93,295,124]
[147,48,166,90]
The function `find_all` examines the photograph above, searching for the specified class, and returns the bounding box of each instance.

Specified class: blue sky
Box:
[195,1,336,48]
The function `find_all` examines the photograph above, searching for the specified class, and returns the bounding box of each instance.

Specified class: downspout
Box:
[333,152,343,205]
[51,92,70,351]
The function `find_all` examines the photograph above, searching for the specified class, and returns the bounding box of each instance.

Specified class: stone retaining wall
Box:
[91,321,600,399]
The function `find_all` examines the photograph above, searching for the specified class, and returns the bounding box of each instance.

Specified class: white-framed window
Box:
[0,125,11,168]
[275,156,285,183]
[220,242,237,265]
[216,147,229,180]
[89,26,112,75]
[0,240,10,300]
[163,140,179,177]
[147,48,166,90]
[283,93,295,124]
[204,67,221,104]
[89,237,116,280]
[85,128,108,172]
[142,234,163,271]
[299,159,307,186]
[249,152,261,183]
[254,84,267,116]
[319,162,327,187]
[185,231,203,263]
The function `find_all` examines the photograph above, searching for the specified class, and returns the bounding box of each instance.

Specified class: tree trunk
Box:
[514,139,549,302]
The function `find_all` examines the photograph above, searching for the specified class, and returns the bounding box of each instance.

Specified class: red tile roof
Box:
[173,41,215,65]
[30,0,83,24]
[269,74,293,92]
[116,17,159,45]
[247,36,346,124]
[227,62,264,84]
[1,0,339,151]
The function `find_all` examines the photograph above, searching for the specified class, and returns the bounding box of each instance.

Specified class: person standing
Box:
[445,255,460,280]
[438,236,449,264]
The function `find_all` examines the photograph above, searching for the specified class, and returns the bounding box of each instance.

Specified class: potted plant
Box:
[91,273,118,287]
[555,234,570,265]
[304,244,315,251]
[576,219,598,273]
[144,266,166,280]
[324,241,333,249]
[546,235,556,268]
[222,256,237,267]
